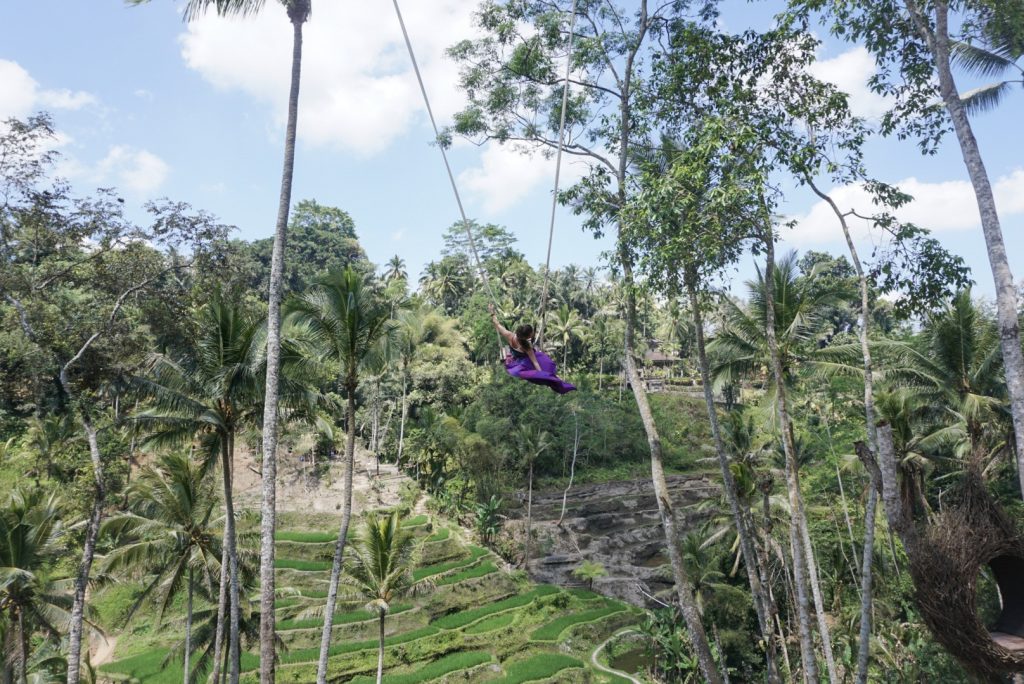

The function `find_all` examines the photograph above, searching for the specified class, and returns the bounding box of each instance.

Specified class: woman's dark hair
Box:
[514,324,534,351]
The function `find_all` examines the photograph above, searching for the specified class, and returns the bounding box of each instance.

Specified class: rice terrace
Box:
[1,0,1023,682]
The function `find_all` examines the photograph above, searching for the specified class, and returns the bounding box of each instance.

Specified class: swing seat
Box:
[503,348,576,394]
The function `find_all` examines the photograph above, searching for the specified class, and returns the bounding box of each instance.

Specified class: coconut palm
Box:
[101,453,222,684]
[951,14,1024,115]
[709,251,849,396]
[127,3,313,680]
[514,426,552,569]
[544,304,584,371]
[341,512,419,684]
[0,489,71,684]
[384,256,407,283]
[285,267,397,684]
[131,297,267,684]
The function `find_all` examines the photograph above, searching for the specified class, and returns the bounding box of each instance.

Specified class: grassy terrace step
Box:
[412,546,487,581]
[275,530,337,543]
[432,585,559,629]
[426,527,449,542]
[278,625,439,667]
[349,650,492,683]
[436,560,497,586]
[463,610,517,634]
[277,603,413,631]
[494,653,584,683]
[530,606,624,641]
[274,558,332,571]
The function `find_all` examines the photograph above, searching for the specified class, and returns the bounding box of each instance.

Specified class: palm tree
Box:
[341,512,419,684]
[132,297,266,684]
[384,256,407,283]
[514,426,552,569]
[544,304,584,371]
[0,489,71,684]
[101,453,222,684]
[952,31,1023,114]
[285,267,397,684]
[393,306,460,466]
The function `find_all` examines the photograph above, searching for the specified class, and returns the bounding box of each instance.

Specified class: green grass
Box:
[404,514,429,527]
[275,558,332,572]
[349,650,492,683]
[277,603,413,631]
[432,585,559,629]
[435,560,497,586]
[274,626,440,668]
[275,530,337,543]
[412,546,487,581]
[426,527,449,542]
[530,606,623,641]
[493,653,583,683]
[463,611,517,634]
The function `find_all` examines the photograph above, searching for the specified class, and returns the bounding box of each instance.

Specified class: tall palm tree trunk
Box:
[185,568,193,684]
[800,510,838,683]
[807,177,881,682]
[17,610,27,684]
[761,234,819,682]
[66,418,104,684]
[396,376,408,466]
[375,612,386,684]
[210,546,229,684]
[316,388,357,684]
[525,459,534,569]
[904,0,1024,500]
[259,8,308,682]
[686,276,781,683]
[221,438,241,684]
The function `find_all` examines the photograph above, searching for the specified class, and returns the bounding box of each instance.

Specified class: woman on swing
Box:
[489,304,576,394]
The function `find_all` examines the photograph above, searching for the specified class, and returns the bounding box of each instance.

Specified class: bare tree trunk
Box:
[687,275,781,683]
[184,568,193,684]
[800,509,839,683]
[557,410,580,527]
[17,610,27,684]
[210,547,228,684]
[810,177,883,684]
[396,377,408,467]
[904,0,1024,500]
[316,389,357,684]
[66,418,103,684]
[761,235,819,682]
[259,10,307,682]
[375,613,385,684]
[222,438,241,684]
[525,458,534,569]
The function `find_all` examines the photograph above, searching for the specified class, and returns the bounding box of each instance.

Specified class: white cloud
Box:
[178,0,478,156]
[134,88,155,102]
[458,142,590,215]
[59,145,170,196]
[0,59,96,120]
[788,169,1024,245]
[808,46,890,120]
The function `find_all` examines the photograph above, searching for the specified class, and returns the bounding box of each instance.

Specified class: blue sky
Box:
[1,0,1021,298]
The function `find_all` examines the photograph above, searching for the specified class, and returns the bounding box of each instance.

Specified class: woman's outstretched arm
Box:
[488,304,515,345]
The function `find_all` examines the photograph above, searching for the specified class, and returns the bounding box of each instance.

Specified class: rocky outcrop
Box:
[504,475,719,608]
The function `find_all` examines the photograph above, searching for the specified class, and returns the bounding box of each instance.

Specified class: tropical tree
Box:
[0,489,70,684]
[285,267,396,684]
[131,297,266,684]
[341,512,420,684]
[101,453,222,684]
[544,304,584,372]
[515,426,552,569]
[384,256,407,283]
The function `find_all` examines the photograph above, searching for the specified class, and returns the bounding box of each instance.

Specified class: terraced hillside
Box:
[97,512,642,683]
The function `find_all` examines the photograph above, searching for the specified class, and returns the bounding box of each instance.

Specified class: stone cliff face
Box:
[504,474,719,607]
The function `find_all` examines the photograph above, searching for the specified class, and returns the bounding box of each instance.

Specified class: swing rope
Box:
[391,0,499,309]
[392,0,577,357]
[536,0,578,348]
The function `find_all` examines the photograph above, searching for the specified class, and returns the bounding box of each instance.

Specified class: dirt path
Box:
[591,630,642,684]
[91,634,118,667]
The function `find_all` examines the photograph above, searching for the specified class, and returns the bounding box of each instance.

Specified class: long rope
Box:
[391,0,499,309]
[536,0,578,347]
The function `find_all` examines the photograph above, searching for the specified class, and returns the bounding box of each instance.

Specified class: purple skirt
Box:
[504,349,576,394]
